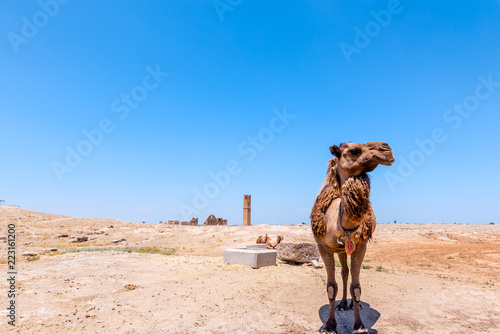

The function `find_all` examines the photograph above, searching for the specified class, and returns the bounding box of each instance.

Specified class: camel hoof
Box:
[321,329,337,334]
[352,328,369,334]
[335,301,349,311]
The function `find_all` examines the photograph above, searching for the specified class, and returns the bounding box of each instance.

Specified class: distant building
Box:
[243,195,251,226]
[167,219,180,225]
[204,214,227,226]
[181,218,198,226]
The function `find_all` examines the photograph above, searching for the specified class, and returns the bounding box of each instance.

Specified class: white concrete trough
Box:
[224,245,277,269]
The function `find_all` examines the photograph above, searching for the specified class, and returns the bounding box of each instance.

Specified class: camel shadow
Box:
[318,301,380,334]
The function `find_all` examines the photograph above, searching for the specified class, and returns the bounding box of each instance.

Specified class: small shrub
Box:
[26,256,40,262]
[362,264,372,270]
[489,222,495,225]
[376,265,384,272]
[447,256,454,259]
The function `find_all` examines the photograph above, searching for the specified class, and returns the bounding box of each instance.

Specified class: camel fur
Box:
[311,142,394,334]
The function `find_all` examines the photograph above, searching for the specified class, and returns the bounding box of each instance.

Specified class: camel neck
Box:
[338,174,371,231]
[339,204,360,232]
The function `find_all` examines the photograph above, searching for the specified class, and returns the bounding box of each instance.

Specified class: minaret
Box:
[243,195,251,226]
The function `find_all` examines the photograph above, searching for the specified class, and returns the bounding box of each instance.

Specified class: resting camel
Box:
[311,142,394,334]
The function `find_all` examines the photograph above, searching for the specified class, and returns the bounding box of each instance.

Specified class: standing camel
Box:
[311,142,394,334]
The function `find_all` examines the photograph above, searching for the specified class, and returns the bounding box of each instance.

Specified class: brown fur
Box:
[341,174,371,225]
[311,158,340,235]
[311,158,373,242]
[311,186,338,235]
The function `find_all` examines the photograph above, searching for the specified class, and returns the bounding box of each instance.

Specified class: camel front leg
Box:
[350,242,368,333]
[335,252,350,311]
[317,243,338,334]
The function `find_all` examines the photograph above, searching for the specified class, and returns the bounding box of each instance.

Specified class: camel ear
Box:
[330,145,341,158]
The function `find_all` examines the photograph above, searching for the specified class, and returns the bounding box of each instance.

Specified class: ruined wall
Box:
[180,218,198,226]
[204,214,227,226]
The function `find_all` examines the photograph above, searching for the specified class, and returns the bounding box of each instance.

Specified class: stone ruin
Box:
[167,219,180,225]
[181,218,198,226]
[168,218,198,226]
[204,214,227,226]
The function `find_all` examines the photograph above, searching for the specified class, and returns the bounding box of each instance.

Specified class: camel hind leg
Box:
[335,252,350,311]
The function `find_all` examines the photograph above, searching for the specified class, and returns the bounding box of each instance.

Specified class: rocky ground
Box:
[0,205,499,333]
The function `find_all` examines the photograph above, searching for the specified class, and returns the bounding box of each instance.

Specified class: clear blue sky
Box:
[1,0,499,224]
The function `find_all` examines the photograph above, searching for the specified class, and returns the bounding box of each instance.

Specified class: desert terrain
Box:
[0,205,499,333]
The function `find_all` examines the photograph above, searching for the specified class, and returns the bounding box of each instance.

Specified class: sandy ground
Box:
[0,206,499,333]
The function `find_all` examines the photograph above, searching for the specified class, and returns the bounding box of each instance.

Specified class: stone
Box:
[0,236,6,242]
[49,248,58,252]
[112,238,126,243]
[224,247,277,269]
[310,259,323,269]
[69,236,88,243]
[57,234,69,238]
[23,252,38,257]
[246,244,267,250]
[276,242,319,263]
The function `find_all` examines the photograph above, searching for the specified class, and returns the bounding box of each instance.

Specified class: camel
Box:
[310,142,394,334]
[266,235,283,249]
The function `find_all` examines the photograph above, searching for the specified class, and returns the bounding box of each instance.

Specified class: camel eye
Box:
[350,148,362,156]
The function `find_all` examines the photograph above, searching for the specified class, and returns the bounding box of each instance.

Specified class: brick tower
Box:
[243,195,251,226]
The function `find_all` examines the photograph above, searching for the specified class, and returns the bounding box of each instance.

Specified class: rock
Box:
[69,236,88,243]
[23,252,38,257]
[0,236,6,242]
[58,234,69,238]
[49,248,58,252]
[276,242,319,263]
[112,238,126,243]
[124,284,138,290]
[311,259,323,269]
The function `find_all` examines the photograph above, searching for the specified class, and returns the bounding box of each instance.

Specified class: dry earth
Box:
[0,206,499,333]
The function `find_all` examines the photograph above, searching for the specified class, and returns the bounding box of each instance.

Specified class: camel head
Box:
[329,142,394,178]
